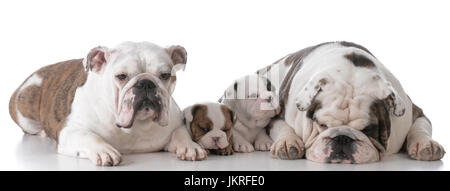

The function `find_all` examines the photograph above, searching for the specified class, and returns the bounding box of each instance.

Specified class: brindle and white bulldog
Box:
[258,41,445,163]
[183,102,234,155]
[9,41,207,166]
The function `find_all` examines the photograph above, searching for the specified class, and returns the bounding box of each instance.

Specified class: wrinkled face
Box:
[298,71,403,164]
[84,42,187,129]
[220,75,280,128]
[186,103,234,150]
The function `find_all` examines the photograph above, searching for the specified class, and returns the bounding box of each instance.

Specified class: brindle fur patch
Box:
[344,52,376,68]
[10,59,87,141]
[189,105,212,142]
[412,103,431,125]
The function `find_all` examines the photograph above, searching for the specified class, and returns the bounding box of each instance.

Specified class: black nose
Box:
[332,135,354,145]
[135,79,156,90]
[212,137,220,143]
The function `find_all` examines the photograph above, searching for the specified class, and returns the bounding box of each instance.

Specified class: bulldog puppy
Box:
[258,41,445,163]
[183,102,234,155]
[9,41,207,166]
[219,75,280,152]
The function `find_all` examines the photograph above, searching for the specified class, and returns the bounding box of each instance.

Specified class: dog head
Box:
[183,102,234,150]
[219,74,280,128]
[295,58,405,164]
[83,42,187,129]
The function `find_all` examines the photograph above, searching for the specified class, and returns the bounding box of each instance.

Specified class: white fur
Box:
[220,75,279,152]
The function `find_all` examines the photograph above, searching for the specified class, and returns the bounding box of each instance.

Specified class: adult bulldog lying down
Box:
[9,41,207,166]
[258,41,445,163]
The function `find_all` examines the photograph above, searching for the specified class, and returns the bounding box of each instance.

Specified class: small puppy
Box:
[183,102,234,155]
[219,74,280,152]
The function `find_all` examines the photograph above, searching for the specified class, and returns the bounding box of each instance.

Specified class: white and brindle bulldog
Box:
[9,41,207,166]
[258,41,445,163]
[219,75,280,152]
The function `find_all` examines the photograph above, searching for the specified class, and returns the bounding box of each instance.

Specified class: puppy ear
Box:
[167,45,187,72]
[221,105,236,126]
[183,104,204,130]
[295,74,331,111]
[84,46,110,73]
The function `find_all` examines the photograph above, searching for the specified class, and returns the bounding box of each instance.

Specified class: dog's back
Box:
[9,59,87,140]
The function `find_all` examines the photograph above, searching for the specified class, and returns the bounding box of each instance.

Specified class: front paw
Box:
[212,145,234,156]
[271,135,305,160]
[408,139,445,161]
[233,140,255,153]
[254,138,273,151]
[85,144,122,166]
[175,142,208,161]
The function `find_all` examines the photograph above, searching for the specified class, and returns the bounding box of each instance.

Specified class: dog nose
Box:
[332,135,354,145]
[212,137,220,143]
[135,79,156,90]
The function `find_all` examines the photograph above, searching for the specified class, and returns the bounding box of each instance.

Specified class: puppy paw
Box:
[408,139,445,161]
[213,145,234,156]
[85,144,122,166]
[254,138,273,151]
[233,141,255,153]
[271,135,305,160]
[175,142,208,161]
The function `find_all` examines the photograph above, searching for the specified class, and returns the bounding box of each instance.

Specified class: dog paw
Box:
[85,144,122,166]
[175,142,208,161]
[254,138,273,151]
[213,145,234,156]
[233,141,255,153]
[271,135,305,160]
[295,97,310,111]
[408,139,445,161]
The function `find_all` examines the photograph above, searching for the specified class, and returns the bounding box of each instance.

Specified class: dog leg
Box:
[254,130,273,151]
[166,127,208,161]
[406,116,445,161]
[57,128,122,166]
[269,119,305,160]
[232,130,255,153]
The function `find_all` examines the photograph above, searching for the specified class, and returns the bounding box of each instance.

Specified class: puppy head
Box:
[183,102,234,150]
[83,42,187,129]
[219,74,280,128]
[298,65,405,164]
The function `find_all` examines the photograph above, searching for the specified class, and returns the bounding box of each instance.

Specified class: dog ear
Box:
[183,104,204,133]
[371,75,406,117]
[295,74,331,111]
[167,45,187,72]
[222,105,236,125]
[370,100,391,150]
[84,46,110,73]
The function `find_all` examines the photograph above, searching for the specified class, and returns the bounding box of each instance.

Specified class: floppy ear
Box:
[373,77,406,117]
[222,105,236,125]
[295,74,331,111]
[183,104,203,134]
[84,46,110,73]
[370,100,391,150]
[167,45,187,72]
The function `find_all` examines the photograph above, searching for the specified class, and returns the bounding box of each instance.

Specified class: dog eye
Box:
[200,127,209,132]
[319,123,328,128]
[115,74,128,81]
[160,73,171,80]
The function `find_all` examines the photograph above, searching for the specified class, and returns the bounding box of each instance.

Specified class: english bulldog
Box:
[183,102,234,155]
[219,75,280,152]
[9,41,207,166]
[258,41,445,163]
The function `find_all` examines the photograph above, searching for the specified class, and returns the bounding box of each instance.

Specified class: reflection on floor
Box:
[1,134,446,171]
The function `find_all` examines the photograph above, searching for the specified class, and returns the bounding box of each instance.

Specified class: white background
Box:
[0,0,449,170]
